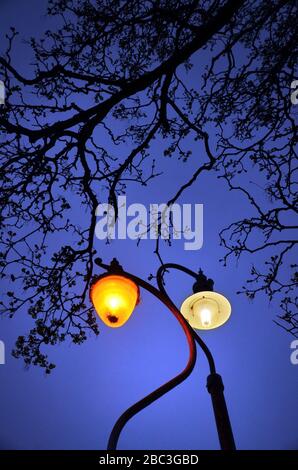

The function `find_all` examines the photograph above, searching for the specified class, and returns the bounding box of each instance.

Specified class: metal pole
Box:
[94,258,236,450]
[207,373,236,450]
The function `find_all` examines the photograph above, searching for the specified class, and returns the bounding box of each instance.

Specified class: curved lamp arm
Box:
[156,263,236,451]
[156,263,216,374]
[94,258,197,451]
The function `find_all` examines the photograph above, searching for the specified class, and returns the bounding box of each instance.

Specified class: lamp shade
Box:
[180,291,231,330]
[90,274,139,327]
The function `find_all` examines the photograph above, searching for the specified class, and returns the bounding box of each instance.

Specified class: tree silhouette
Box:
[0,0,297,371]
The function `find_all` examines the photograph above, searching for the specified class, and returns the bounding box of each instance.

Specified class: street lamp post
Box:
[91,258,236,451]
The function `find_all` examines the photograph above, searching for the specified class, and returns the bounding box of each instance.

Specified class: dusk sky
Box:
[0,0,297,451]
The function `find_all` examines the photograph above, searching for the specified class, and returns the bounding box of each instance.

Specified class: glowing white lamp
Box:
[180,270,231,330]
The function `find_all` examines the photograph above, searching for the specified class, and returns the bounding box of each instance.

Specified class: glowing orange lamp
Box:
[90,274,140,327]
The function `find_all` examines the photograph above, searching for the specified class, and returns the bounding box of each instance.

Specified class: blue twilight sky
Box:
[0,0,297,450]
